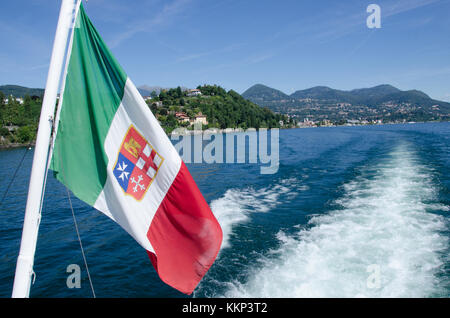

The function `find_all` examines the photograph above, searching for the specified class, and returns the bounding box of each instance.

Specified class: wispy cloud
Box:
[175,52,212,63]
[312,0,442,42]
[401,66,450,79]
[230,0,445,66]
[245,52,276,65]
[0,20,49,55]
[26,62,50,71]
[189,50,276,76]
[383,0,442,18]
[109,0,193,48]
[173,43,242,64]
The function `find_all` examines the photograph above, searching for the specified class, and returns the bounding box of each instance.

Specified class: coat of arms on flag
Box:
[113,125,164,201]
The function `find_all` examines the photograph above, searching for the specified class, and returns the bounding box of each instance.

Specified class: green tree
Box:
[159,90,168,101]
[0,91,4,106]
[17,126,34,143]
[0,127,9,137]
[0,91,4,124]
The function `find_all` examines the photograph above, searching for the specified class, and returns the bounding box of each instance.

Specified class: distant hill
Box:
[241,84,290,103]
[138,85,190,97]
[138,85,165,97]
[349,84,401,100]
[0,85,44,98]
[289,84,400,100]
[290,86,352,101]
[242,83,450,122]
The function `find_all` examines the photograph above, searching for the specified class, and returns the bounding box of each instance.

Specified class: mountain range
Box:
[242,84,449,109]
[242,84,450,123]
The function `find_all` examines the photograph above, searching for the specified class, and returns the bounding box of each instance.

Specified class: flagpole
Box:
[12,0,78,298]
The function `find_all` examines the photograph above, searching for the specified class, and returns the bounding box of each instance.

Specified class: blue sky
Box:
[1,0,449,101]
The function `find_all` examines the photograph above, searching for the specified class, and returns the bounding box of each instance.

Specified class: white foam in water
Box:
[223,144,449,297]
[211,178,300,249]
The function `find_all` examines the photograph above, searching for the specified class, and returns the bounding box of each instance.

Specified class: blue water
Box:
[0,123,449,297]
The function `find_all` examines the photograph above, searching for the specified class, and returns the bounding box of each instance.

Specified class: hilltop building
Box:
[186,89,202,97]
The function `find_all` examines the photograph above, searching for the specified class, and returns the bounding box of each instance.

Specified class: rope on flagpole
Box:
[0,143,32,210]
[55,126,96,298]
[65,186,96,298]
[57,143,96,298]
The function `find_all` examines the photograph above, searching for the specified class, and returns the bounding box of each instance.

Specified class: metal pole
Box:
[12,0,77,298]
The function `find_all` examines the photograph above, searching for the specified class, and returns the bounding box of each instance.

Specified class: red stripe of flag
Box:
[146,162,223,294]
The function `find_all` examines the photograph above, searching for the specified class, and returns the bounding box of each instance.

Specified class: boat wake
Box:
[221,144,449,297]
[211,177,303,249]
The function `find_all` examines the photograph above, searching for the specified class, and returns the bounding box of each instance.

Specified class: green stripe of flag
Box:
[50,4,127,205]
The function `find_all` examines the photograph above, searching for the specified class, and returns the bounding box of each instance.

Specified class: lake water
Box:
[0,122,449,297]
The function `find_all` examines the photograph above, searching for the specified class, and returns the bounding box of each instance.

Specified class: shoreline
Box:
[296,120,450,129]
[169,120,449,136]
[0,142,34,150]
[1,121,448,149]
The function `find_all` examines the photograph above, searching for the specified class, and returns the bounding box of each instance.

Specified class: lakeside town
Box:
[242,84,450,127]
[2,83,450,148]
[283,99,447,128]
